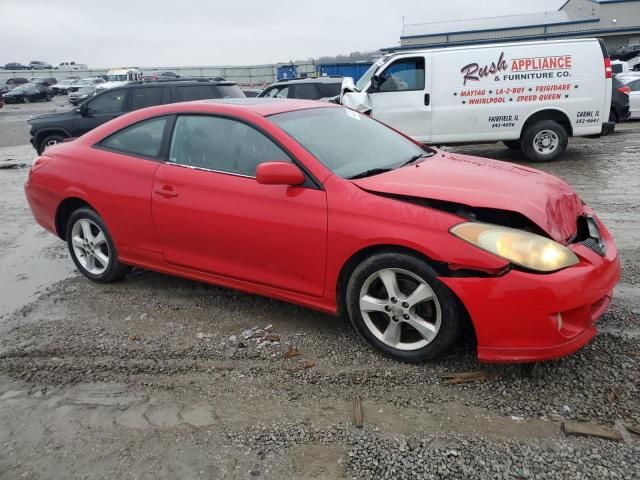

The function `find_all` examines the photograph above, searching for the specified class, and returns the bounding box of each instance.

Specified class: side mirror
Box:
[341,76,356,94]
[256,162,305,186]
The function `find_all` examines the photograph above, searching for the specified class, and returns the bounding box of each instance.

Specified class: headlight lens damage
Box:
[451,222,579,272]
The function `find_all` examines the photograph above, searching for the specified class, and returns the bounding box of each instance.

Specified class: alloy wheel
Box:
[70,218,110,275]
[358,268,441,351]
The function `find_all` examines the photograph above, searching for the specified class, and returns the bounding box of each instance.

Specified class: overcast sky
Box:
[1,0,564,67]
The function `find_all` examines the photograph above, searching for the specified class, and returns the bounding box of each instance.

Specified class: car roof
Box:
[271,77,343,86]
[146,98,336,117]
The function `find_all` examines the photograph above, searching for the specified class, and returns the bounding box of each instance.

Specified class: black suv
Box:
[258,77,342,101]
[29,79,245,153]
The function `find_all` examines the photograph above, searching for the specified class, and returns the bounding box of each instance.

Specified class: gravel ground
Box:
[0,100,638,479]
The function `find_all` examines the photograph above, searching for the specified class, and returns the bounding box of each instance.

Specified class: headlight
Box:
[450,222,579,272]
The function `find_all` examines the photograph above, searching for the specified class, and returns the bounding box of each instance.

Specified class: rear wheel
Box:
[521,120,568,162]
[609,108,619,123]
[66,208,131,283]
[346,252,464,363]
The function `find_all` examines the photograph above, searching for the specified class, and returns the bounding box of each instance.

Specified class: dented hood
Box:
[352,152,584,243]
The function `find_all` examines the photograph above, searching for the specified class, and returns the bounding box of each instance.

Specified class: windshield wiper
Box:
[401,152,431,167]
[347,168,393,180]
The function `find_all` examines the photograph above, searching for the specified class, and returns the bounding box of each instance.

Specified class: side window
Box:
[378,57,425,92]
[262,86,289,98]
[131,87,163,110]
[169,115,291,177]
[100,117,168,158]
[176,85,216,101]
[293,83,320,100]
[87,90,127,114]
[317,82,341,97]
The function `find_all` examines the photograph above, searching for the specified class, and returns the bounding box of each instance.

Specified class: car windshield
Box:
[107,74,127,82]
[270,107,432,179]
[355,58,388,92]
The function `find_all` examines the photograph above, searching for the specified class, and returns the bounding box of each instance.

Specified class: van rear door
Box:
[369,55,432,142]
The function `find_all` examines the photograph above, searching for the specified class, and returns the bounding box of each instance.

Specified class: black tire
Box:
[503,140,521,150]
[38,134,65,154]
[45,95,52,102]
[23,97,30,104]
[609,108,619,123]
[66,208,131,283]
[521,120,568,162]
[345,252,464,363]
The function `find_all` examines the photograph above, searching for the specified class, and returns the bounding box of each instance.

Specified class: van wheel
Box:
[609,108,619,123]
[345,252,463,363]
[521,120,568,162]
[502,140,521,150]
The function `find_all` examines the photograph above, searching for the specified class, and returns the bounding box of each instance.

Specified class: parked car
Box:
[3,83,52,103]
[146,71,180,80]
[68,85,97,105]
[259,77,343,101]
[29,77,58,86]
[57,62,88,70]
[4,62,27,70]
[611,60,629,75]
[611,44,640,62]
[4,77,29,87]
[610,77,631,122]
[242,88,262,97]
[96,68,144,92]
[618,75,640,119]
[24,99,620,363]
[29,61,53,70]
[29,79,245,153]
[342,38,614,162]
[67,77,105,93]
[51,77,81,95]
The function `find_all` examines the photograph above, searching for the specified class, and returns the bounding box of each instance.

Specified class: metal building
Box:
[396,0,640,51]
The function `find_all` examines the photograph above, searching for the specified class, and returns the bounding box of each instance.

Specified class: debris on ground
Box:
[624,423,640,436]
[283,346,300,359]
[442,371,498,385]
[563,422,623,441]
[352,397,363,428]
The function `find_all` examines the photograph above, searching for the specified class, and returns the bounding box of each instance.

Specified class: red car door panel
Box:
[152,164,328,297]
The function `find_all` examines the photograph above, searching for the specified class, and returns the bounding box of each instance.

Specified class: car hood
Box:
[352,152,584,244]
[31,109,76,122]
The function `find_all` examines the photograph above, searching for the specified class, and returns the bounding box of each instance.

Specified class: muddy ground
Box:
[0,99,638,479]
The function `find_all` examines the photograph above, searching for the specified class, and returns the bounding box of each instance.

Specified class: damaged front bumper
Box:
[441,217,621,363]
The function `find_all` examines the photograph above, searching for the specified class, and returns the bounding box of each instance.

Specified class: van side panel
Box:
[429,40,606,143]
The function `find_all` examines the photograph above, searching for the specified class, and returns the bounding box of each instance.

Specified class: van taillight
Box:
[604,57,613,79]
[617,85,631,95]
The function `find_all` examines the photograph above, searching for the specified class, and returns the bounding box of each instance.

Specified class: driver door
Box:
[151,114,328,297]
[76,89,129,135]
[369,56,432,142]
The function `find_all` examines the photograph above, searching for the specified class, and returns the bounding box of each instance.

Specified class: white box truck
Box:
[342,38,613,161]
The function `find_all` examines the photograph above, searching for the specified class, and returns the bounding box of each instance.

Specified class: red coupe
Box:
[24,99,620,363]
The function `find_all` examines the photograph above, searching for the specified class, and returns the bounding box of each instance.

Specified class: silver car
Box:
[68,85,96,105]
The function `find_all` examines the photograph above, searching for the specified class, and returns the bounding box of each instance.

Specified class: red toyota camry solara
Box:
[25,99,620,363]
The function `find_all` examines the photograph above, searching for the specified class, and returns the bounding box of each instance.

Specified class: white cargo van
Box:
[342,38,613,161]
[96,67,143,92]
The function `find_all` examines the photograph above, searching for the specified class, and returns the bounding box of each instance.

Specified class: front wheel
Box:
[66,208,131,283]
[346,252,464,363]
[38,134,65,154]
[521,120,568,162]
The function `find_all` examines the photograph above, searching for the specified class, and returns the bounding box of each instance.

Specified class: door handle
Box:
[154,186,178,198]
[424,94,430,106]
